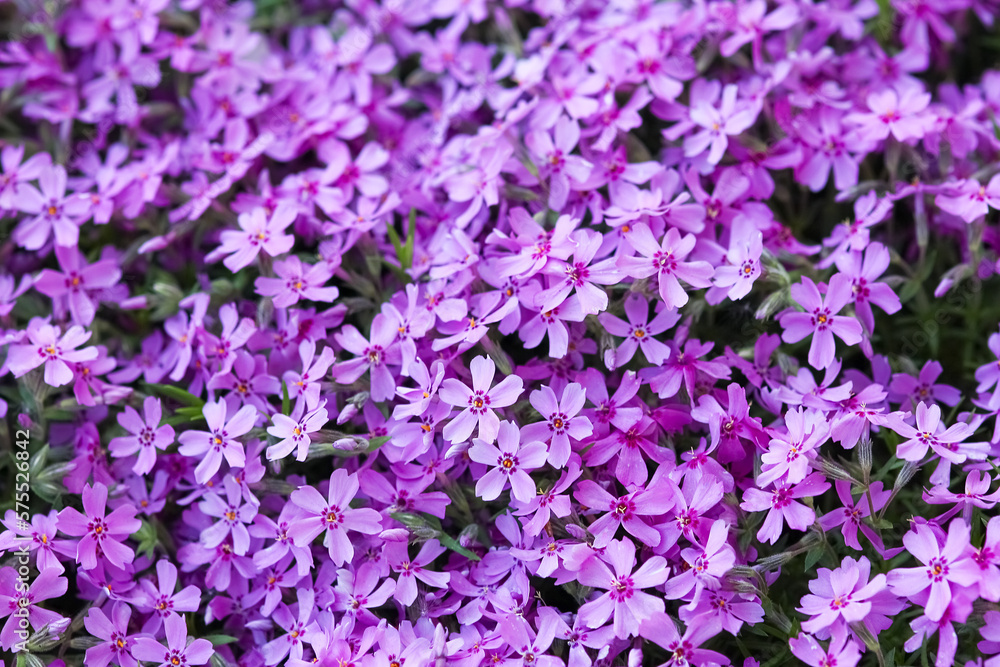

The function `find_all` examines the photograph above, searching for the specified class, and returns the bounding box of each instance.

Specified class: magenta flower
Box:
[833,242,901,335]
[267,402,329,462]
[576,538,670,639]
[740,473,831,544]
[819,481,891,553]
[936,175,1000,223]
[255,256,338,308]
[758,407,829,486]
[439,355,524,444]
[177,400,256,484]
[887,519,980,621]
[57,483,141,570]
[33,245,122,326]
[108,396,175,475]
[525,116,593,211]
[468,420,547,503]
[132,612,214,667]
[889,359,962,408]
[287,469,382,566]
[975,328,1000,400]
[973,516,1000,602]
[7,319,99,387]
[210,203,296,272]
[84,602,137,667]
[797,555,889,633]
[0,566,67,651]
[617,223,714,309]
[779,274,863,370]
[520,382,592,467]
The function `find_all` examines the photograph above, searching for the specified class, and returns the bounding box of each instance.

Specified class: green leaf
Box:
[146,383,205,408]
[437,531,481,562]
[803,545,824,573]
[281,379,291,417]
[402,208,417,271]
[204,634,239,646]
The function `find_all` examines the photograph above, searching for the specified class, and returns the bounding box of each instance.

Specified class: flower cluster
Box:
[2,0,1000,666]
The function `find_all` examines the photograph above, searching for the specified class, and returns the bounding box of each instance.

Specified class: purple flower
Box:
[846,82,933,142]
[740,472,831,544]
[108,396,175,475]
[132,612,214,667]
[468,420,547,503]
[617,223,714,309]
[7,318,99,387]
[575,478,673,548]
[886,402,988,464]
[887,519,980,621]
[889,359,962,408]
[287,469,382,566]
[663,519,737,605]
[0,566,67,651]
[33,245,122,326]
[819,480,891,553]
[576,538,670,639]
[439,355,524,444]
[267,402,329,462]
[331,314,400,403]
[388,539,450,606]
[199,477,257,556]
[526,116,593,211]
[255,256,338,308]
[598,294,679,368]
[685,84,759,165]
[57,483,141,570]
[712,228,763,301]
[797,555,889,633]
[758,407,829,486]
[13,163,87,250]
[789,627,862,667]
[521,382,592,467]
[834,242,901,335]
[211,203,296,272]
[84,602,137,667]
[779,274,863,370]
[136,561,201,634]
[177,400,255,484]
[534,229,620,315]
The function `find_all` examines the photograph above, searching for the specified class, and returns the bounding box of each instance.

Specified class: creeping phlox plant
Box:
[4,0,1000,666]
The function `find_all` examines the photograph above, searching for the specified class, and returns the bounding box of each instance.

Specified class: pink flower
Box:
[331,314,400,403]
[576,538,670,639]
[936,175,1000,223]
[574,478,673,548]
[177,400,256,484]
[663,519,737,605]
[6,319,99,387]
[598,294,679,368]
[617,223,714,309]
[0,566,67,651]
[887,519,980,621]
[57,483,141,570]
[108,396,175,475]
[468,420,546,503]
[779,275,864,370]
[534,229,620,315]
[439,355,524,444]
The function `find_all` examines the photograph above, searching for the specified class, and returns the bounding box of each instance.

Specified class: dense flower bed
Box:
[2,0,1000,666]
